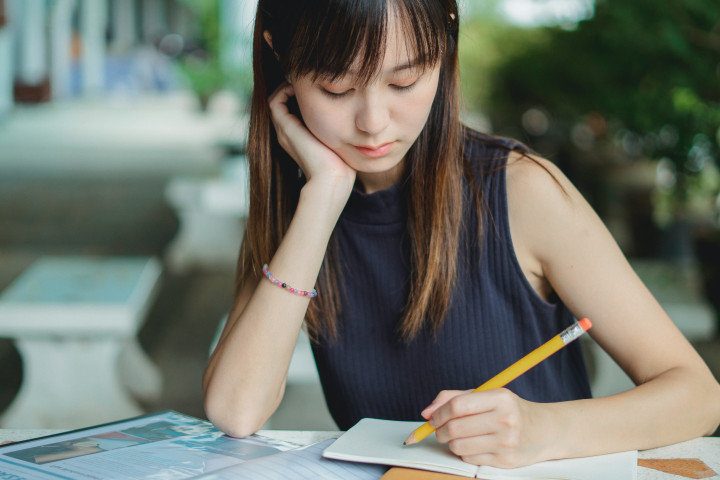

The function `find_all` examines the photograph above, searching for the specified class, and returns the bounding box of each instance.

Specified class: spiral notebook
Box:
[323,418,637,479]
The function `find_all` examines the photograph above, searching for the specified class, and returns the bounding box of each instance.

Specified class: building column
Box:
[79,0,107,95]
[168,1,195,41]
[50,0,76,99]
[220,0,255,74]
[0,0,14,116]
[111,0,137,53]
[14,0,50,102]
[142,0,167,43]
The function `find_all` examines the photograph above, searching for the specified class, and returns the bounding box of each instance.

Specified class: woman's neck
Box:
[355,161,405,194]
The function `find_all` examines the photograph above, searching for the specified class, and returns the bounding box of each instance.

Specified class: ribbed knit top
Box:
[311,133,592,430]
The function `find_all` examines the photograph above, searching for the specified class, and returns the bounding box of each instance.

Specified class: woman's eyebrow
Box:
[350,59,419,76]
[322,59,420,81]
[388,60,420,73]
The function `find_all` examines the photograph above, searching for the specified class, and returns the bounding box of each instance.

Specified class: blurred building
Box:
[0,0,255,118]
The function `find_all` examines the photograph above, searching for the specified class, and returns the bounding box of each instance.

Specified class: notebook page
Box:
[323,419,478,477]
[196,439,387,480]
[323,418,637,480]
[475,450,637,480]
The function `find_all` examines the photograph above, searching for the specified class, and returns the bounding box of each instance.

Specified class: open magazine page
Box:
[0,411,300,480]
[197,439,388,480]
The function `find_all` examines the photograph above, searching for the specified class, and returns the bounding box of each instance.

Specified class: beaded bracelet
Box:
[262,264,318,298]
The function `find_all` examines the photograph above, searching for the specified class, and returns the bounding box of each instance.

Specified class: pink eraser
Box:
[579,318,592,331]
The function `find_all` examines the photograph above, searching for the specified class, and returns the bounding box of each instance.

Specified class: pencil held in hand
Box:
[403,318,593,446]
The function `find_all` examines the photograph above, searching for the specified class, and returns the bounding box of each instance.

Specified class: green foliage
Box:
[459,17,549,113]
[176,0,221,57]
[481,0,720,225]
[174,0,252,106]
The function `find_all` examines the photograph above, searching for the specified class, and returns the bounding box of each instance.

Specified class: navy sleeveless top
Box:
[311,132,592,430]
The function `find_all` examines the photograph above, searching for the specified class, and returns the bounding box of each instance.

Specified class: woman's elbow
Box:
[204,394,269,438]
[704,379,720,436]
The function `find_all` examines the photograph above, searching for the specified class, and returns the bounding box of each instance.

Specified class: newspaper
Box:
[0,411,302,480]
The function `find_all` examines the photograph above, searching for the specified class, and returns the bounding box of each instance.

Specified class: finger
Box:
[429,391,496,429]
[459,450,523,469]
[268,85,304,134]
[448,433,525,468]
[458,452,496,468]
[446,432,500,458]
[268,82,294,103]
[434,414,496,443]
[421,390,466,420]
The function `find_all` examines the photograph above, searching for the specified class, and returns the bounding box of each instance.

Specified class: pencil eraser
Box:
[579,318,592,331]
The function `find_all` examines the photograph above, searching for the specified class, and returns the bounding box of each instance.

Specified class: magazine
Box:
[0,410,302,480]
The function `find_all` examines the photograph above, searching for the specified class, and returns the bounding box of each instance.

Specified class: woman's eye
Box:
[320,86,352,99]
[391,80,418,92]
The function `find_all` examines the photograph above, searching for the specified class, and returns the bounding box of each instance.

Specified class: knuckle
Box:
[500,431,521,450]
[447,439,464,455]
[503,410,521,431]
[434,390,452,404]
[445,419,462,438]
[447,397,465,416]
[495,387,514,401]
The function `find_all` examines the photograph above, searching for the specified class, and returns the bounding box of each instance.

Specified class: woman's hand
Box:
[422,388,552,468]
[268,83,356,197]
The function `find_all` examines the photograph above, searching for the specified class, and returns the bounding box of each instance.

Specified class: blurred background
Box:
[0,0,718,434]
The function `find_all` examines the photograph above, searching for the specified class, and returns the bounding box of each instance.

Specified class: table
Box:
[0,430,717,479]
[0,256,163,429]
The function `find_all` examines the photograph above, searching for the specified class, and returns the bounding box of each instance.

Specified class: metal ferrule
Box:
[560,322,586,345]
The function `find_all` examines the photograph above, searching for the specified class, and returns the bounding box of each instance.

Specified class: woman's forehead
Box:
[311,15,433,82]
[281,0,446,85]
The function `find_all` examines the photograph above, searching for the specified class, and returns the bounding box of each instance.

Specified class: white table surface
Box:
[1,430,718,479]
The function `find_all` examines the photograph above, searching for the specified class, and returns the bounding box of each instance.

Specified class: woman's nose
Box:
[355,96,390,136]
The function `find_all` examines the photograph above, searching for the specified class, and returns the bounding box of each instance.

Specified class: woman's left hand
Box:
[422,388,552,468]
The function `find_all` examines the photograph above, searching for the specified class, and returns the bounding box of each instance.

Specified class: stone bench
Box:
[0,256,163,429]
[164,155,249,273]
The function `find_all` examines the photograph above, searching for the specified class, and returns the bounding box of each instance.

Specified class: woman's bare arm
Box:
[202,84,356,438]
[506,153,720,457]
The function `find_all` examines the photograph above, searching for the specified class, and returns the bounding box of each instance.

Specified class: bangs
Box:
[274,0,449,85]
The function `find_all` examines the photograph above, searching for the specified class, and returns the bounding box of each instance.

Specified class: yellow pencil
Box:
[403,318,593,445]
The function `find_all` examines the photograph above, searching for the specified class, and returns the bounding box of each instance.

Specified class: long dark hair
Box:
[239,0,465,340]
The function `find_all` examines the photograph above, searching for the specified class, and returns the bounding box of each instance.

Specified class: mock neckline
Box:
[340,178,407,225]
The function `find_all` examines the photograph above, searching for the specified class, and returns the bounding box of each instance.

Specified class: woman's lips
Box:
[354,142,394,158]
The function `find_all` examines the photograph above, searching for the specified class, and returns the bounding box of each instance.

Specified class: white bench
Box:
[164,155,249,272]
[0,256,163,429]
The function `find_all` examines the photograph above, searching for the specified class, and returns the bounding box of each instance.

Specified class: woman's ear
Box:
[263,31,277,58]
[264,30,290,83]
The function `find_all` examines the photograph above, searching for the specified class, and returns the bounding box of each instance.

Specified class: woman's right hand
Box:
[268,83,356,198]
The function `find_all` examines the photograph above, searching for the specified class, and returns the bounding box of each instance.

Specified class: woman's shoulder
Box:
[462,128,532,170]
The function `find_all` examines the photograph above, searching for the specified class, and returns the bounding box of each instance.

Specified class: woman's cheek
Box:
[296,98,343,146]
[310,116,349,150]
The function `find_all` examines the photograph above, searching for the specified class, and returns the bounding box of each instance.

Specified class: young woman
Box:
[203,0,720,468]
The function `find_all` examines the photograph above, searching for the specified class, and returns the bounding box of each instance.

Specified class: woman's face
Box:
[290,15,441,193]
